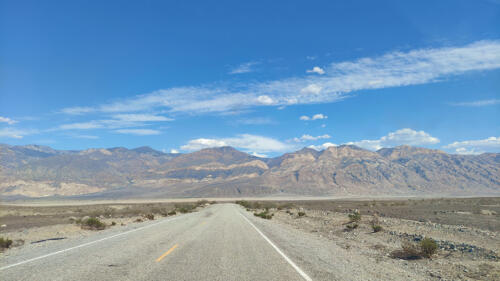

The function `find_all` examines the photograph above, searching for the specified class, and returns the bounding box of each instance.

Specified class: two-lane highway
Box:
[0,204,313,281]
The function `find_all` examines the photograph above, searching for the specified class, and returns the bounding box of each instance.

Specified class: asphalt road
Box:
[0,204,317,281]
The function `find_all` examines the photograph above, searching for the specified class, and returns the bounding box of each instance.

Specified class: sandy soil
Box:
[243,198,500,280]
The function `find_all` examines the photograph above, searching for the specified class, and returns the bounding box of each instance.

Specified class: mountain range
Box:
[1,144,499,199]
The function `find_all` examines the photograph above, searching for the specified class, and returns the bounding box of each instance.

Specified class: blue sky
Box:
[1,0,499,157]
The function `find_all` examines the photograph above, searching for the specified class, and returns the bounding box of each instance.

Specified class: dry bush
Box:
[254,211,273,219]
[80,217,106,230]
[391,241,422,260]
[420,238,438,258]
[391,238,438,260]
[348,210,361,223]
[0,237,13,250]
[370,214,383,232]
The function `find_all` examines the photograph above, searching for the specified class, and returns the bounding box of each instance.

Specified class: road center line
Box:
[0,215,183,271]
[238,212,313,281]
[156,244,178,262]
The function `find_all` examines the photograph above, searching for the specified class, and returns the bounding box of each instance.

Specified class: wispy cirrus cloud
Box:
[346,128,440,150]
[292,134,331,142]
[229,61,259,74]
[450,99,500,107]
[57,114,172,131]
[0,127,37,139]
[236,117,276,125]
[443,136,500,154]
[0,116,18,125]
[114,129,161,135]
[180,134,293,154]
[111,114,173,122]
[59,40,500,116]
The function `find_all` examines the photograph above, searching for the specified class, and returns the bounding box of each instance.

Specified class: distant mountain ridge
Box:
[1,143,499,199]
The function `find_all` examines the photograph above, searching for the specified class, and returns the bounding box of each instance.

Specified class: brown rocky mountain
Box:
[0,144,499,199]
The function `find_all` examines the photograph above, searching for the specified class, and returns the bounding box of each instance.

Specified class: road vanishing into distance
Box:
[1,204,333,281]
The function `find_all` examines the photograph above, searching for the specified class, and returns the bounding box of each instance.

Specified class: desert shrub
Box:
[0,237,13,249]
[167,210,177,216]
[391,241,422,260]
[298,211,306,217]
[236,200,251,208]
[391,238,438,260]
[111,221,116,226]
[348,210,361,223]
[135,218,143,222]
[196,200,209,206]
[144,213,155,220]
[345,223,359,231]
[370,214,382,232]
[420,238,438,258]
[254,211,273,219]
[175,203,196,213]
[81,217,106,230]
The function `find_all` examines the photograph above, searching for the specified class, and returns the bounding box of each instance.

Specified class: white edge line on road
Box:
[0,215,182,271]
[238,212,313,281]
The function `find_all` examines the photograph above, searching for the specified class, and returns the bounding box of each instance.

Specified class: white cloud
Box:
[346,128,440,150]
[170,149,180,154]
[300,84,322,94]
[450,99,500,107]
[180,134,293,154]
[250,151,268,158]
[0,128,36,139]
[59,121,104,130]
[308,142,338,151]
[229,61,259,74]
[59,40,500,115]
[74,135,99,139]
[114,129,161,135]
[111,114,173,122]
[60,106,94,115]
[306,66,325,75]
[0,116,18,125]
[443,136,500,154]
[306,56,317,60]
[57,114,172,131]
[237,117,275,125]
[256,95,274,105]
[300,113,328,121]
[292,134,331,142]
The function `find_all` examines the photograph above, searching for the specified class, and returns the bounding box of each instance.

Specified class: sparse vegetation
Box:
[111,221,116,226]
[372,225,383,232]
[420,237,438,258]
[80,217,106,230]
[254,211,273,219]
[175,203,197,213]
[348,210,361,223]
[391,238,438,260]
[144,213,155,220]
[298,211,306,217]
[167,210,177,216]
[345,223,359,231]
[0,237,13,249]
[370,214,383,232]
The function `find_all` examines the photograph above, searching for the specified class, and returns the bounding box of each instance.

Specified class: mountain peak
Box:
[377,145,445,158]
